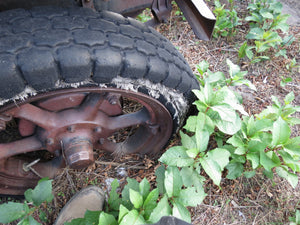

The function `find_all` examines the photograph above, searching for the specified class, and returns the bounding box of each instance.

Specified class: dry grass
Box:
[156,1,300,224]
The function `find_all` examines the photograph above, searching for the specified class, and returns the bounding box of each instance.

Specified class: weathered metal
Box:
[0,0,215,41]
[0,88,173,195]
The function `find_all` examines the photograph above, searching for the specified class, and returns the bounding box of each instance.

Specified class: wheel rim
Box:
[0,87,172,195]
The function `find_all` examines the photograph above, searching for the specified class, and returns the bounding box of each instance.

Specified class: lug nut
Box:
[46,138,54,146]
[94,127,102,133]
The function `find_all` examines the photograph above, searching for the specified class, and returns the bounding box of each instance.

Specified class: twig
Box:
[95,161,147,170]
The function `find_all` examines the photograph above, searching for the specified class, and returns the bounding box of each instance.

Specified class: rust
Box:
[63,137,94,169]
[0,88,172,195]
[151,0,172,23]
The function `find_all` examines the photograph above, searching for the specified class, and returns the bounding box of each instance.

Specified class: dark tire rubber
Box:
[0,6,198,132]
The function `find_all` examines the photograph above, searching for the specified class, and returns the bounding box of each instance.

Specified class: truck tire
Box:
[0,6,198,194]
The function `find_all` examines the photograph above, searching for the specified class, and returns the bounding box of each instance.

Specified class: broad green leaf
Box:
[232,79,257,91]
[148,195,171,223]
[271,96,281,108]
[164,166,183,197]
[159,146,194,167]
[271,117,291,146]
[259,9,273,19]
[284,92,295,105]
[227,135,245,148]
[119,209,146,225]
[84,210,101,225]
[196,128,210,153]
[180,131,196,150]
[226,59,240,78]
[276,167,298,188]
[139,178,150,201]
[246,27,264,40]
[121,178,139,209]
[183,115,197,132]
[246,46,254,59]
[244,170,256,178]
[196,60,209,75]
[26,178,53,206]
[209,148,231,170]
[186,148,199,158]
[283,136,300,156]
[247,118,273,137]
[263,169,274,179]
[28,216,41,225]
[0,202,27,223]
[143,189,159,220]
[214,111,241,135]
[172,199,191,223]
[248,133,272,153]
[108,179,121,211]
[180,166,205,192]
[260,150,280,172]
[98,212,117,225]
[238,41,248,59]
[65,218,85,225]
[215,87,248,116]
[118,205,129,224]
[200,148,230,186]
[247,152,260,169]
[206,71,226,87]
[278,150,300,172]
[226,162,244,179]
[203,83,214,105]
[129,189,143,209]
[155,166,165,195]
[177,187,206,207]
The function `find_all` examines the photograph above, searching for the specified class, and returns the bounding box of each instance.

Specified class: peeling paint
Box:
[112,76,189,128]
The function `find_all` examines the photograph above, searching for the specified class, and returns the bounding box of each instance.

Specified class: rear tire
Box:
[0,6,199,195]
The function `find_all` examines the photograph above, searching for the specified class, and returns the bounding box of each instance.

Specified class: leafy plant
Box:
[0,178,53,224]
[213,0,241,39]
[136,9,152,23]
[238,0,294,64]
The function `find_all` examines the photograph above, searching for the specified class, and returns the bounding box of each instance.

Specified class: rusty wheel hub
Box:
[0,88,172,195]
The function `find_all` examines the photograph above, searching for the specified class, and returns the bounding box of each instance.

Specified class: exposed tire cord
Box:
[0,6,198,131]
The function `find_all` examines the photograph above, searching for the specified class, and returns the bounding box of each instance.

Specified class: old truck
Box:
[0,0,215,195]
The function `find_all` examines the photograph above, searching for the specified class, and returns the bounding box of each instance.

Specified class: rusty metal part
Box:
[174,0,216,40]
[63,137,94,169]
[91,0,215,40]
[151,0,172,23]
[0,87,172,195]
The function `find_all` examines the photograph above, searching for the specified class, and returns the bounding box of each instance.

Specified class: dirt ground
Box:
[1,0,299,224]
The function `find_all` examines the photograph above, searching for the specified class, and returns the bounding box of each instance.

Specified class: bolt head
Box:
[67,126,75,133]
[46,138,54,145]
[94,127,102,133]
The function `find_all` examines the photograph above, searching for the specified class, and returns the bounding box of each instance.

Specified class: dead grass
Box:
[156,1,300,224]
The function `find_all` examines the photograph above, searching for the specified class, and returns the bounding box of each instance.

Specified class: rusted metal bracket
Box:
[175,0,216,40]
[151,0,172,23]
